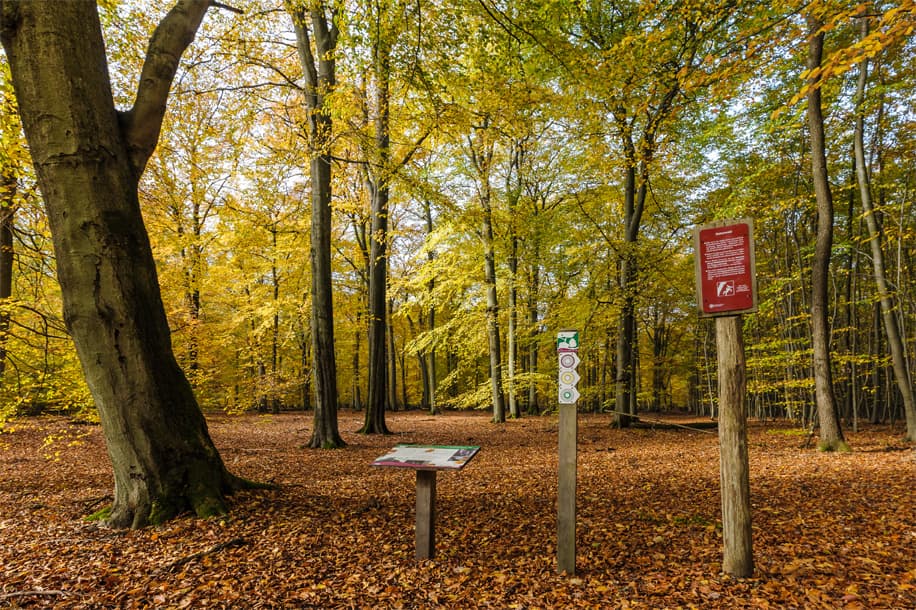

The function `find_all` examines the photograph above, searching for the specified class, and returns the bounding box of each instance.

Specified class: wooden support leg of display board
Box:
[416,470,437,560]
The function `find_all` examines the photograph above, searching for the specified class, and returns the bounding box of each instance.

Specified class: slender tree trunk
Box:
[400,347,408,409]
[270,227,280,414]
[508,231,519,418]
[853,11,916,441]
[352,312,363,410]
[183,197,203,380]
[291,4,344,448]
[527,257,541,414]
[0,166,15,378]
[298,314,311,410]
[805,13,845,450]
[845,161,858,431]
[424,202,438,414]
[482,189,505,422]
[469,124,505,422]
[412,313,430,411]
[1,0,250,527]
[506,143,523,418]
[387,296,398,411]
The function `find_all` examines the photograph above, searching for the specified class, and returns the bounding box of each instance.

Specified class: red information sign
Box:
[694,219,757,316]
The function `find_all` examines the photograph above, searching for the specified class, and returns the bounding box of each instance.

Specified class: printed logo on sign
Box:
[559,370,580,386]
[558,387,579,404]
[717,280,735,297]
[559,353,579,369]
[557,331,579,351]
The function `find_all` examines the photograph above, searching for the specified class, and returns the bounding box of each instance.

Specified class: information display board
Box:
[694,219,757,317]
[372,444,480,559]
[371,444,480,470]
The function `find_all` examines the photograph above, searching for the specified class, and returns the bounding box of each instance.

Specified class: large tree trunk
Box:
[362,173,390,430]
[853,11,916,441]
[291,3,344,448]
[614,160,645,428]
[805,13,846,450]
[307,145,343,447]
[361,27,392,433]
[1,0,249,528]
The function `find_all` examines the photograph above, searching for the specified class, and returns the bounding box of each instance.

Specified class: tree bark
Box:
[527,252,541,414]
[469,123,505,422]
[508,233,520,418]
[361,21,392,433]
[387,296,398,411]
[363,169,389,428]
[507,143,523,419]
[853,10,916,441]
[614,158,646,427]
[423,201,438,414]
[1,0,249,527]
[0,165,15,378]
[290,3,344,448]
[483,202,506,422]
[805,13,846,450]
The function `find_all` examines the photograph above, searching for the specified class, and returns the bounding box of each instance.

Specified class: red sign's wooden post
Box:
[694,219,756,578]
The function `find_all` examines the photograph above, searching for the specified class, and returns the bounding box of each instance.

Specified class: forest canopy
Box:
[1,0,915,439]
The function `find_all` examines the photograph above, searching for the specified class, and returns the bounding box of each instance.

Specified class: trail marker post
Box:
[556,330,579,574]
[694,219,756,578]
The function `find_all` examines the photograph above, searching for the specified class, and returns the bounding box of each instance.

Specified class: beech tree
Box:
[0,62,20,379]
[851,5,916,442]
[355,0,429,432]
[4,0,915,440]
[0,0,252,527]
[289,0,345,448]
[803,11,846,451]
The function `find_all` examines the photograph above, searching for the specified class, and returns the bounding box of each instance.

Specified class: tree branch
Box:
[0,591,70,601]
[121,0,214,176]
[289,8,319,92]
[211,1,243,13]
[160,537,248,573]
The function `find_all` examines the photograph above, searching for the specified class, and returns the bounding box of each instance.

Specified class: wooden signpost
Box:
[372,444,480,560]
[694,219,756,578]
[556,330,579,574]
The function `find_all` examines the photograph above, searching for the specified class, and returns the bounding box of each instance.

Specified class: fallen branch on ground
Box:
[0,590,69,600]
[162,537,249,573]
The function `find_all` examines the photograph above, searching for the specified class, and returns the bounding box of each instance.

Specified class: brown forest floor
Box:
[1,410,914,609]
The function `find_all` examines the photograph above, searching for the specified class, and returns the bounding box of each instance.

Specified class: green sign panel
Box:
[556,331,579,351]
